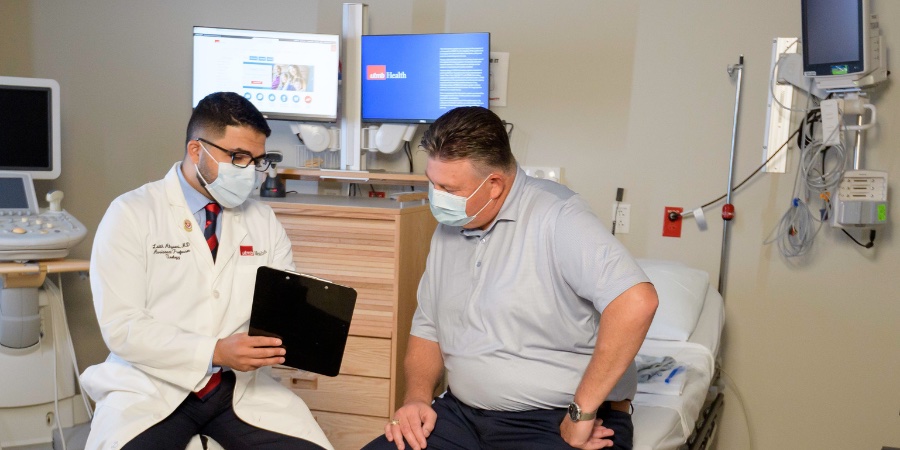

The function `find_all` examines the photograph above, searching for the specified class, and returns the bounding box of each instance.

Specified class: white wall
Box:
[5,1,900,448]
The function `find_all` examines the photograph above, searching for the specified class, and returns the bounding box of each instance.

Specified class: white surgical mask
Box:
[196,143,257,208]
[428,175,493,227]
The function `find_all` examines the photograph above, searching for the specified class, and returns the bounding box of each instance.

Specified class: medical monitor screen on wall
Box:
[801,0,865,76]
[193,27,340,122]
[361,33,490,123]
[0,77,61,180]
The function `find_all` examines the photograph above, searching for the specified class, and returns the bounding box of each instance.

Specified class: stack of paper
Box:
[637,365,687,396]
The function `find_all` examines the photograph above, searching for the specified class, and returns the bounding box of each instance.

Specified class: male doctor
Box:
[82,92,331,450]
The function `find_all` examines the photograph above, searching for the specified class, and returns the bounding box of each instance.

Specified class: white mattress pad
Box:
[632,284,724,450]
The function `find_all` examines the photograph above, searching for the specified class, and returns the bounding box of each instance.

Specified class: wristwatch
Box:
[567,401,597,422]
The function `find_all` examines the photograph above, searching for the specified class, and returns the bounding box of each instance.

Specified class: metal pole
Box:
[341,3,367,171]
[719,55,744,297]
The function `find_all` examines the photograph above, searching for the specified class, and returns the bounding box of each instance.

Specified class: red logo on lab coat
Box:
[240,246,254,256]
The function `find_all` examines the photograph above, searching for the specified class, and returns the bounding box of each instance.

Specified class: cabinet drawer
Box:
[313,410,386,450]
[269,336,390,379]
[341,336,391,378]
[275,371,391,417]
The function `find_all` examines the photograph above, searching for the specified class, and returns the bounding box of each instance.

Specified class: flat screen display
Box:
[801,0,864,76]
[0,86,52,171]
[361,33,490,123]
[0,178,29,209]
[193,26,340,121]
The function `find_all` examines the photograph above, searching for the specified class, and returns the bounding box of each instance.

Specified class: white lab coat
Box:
[81,164,332,450]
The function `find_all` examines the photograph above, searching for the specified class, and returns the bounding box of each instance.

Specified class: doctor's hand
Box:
[384,400,437,450]
[212,333,286,372]
[560,417,615,449]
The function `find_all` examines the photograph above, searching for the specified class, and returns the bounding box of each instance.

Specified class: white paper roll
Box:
[694,207,708,231]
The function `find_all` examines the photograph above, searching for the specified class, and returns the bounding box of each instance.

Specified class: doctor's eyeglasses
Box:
[196,138,281,172]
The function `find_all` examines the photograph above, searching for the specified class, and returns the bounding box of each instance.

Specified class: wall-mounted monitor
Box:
[0,77,61,180]
[193,26,340,122]
[361,32,490,124]
[801,0,867,77]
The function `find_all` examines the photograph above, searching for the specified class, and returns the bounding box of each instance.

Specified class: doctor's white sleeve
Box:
[90,199,219,391]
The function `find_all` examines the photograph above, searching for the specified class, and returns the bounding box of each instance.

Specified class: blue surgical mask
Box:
[196,143,258,208]
[428,175,493,227]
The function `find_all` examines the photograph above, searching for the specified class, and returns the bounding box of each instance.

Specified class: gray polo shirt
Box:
[411,167,649,411]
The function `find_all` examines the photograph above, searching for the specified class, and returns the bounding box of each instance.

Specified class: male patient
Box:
[363,106,658,450]
[82,92,331,449]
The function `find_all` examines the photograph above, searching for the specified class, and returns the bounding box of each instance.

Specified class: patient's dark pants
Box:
[362,391,633,450]
[122,371,325,450]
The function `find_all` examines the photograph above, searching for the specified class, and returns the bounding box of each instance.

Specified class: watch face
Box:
[567,402,580,421]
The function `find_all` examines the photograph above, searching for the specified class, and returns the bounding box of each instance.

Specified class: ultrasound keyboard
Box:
[0,172,87,262]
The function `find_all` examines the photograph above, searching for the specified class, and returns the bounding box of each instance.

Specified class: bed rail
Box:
[683,392,724,450]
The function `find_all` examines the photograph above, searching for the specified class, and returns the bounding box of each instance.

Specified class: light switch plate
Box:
[611,203,630,234]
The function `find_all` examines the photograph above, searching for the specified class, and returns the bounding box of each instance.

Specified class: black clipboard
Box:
[249,266,357,377]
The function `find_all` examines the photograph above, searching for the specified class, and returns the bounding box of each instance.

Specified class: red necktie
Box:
[195,371,221,399]
[204,202,221,262]
[196,202,222,399]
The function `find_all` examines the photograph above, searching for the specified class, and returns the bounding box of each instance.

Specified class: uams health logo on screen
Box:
[366,65,407,80]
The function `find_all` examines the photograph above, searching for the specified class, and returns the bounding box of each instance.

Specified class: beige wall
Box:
[623,3,900,449]
[5,1,899,448]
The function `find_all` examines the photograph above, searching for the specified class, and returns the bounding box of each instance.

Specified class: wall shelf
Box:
[278,168,428,187]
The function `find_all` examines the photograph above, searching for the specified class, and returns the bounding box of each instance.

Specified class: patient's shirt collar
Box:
[460,166,525,238]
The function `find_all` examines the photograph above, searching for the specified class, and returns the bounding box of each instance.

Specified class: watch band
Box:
[567,402,597,422]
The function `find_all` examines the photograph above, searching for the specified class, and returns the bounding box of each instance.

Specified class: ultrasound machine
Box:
[0,76,90,449]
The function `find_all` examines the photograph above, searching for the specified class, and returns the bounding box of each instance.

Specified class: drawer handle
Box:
[290,370,319,390]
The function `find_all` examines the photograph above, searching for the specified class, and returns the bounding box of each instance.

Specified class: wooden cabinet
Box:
[263,195,436,450]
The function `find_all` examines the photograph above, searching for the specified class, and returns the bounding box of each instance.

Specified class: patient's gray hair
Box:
[420,106,516,176]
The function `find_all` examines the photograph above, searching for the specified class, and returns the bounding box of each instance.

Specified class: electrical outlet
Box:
[663,206,683,238]
[522,166,562,183]
[611,203,630,234]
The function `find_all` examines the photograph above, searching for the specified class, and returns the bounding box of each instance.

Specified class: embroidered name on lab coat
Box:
[151,242,191,260]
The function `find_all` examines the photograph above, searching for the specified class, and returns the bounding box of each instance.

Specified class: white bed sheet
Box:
[632,284,724,450]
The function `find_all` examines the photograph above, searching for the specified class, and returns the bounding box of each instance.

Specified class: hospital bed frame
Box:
[682,367,724,450]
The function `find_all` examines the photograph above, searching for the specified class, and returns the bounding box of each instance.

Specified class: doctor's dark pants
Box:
[122,371,326,450]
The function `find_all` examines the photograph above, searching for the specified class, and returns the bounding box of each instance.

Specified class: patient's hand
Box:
[212,333,286,372]
[384,400,437,450]
[560,417,615,449]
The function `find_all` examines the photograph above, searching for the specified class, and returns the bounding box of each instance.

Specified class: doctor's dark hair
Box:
[420,106,516,176]
[185,92,271,146]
